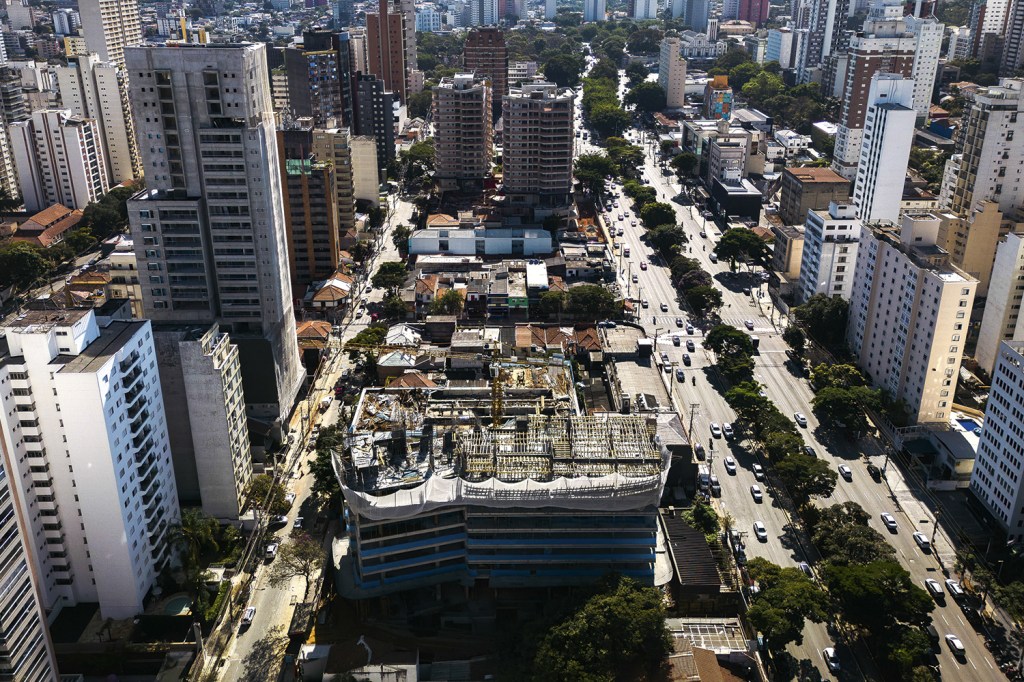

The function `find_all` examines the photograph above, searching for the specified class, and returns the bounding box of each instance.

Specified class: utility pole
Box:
[688,403,700,444]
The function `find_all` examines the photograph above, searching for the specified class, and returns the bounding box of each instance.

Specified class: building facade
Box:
[463,28,508,121]
[905,15,944,120]
[702,75,733,119]
[502,82,574,208]
[125,44,303,423]
[975,232,1024,373]
[78,0,142,68]
[353,74,396,177]
[311,125,358,238]
[365,0,407,102]
[434,74,493,193]
[795,0,851,83]
[777,166,850,226]
[846,215,977,424]
[659,37,688,109]
[584,0,607,22]
[796,202,861,303]
[0,308,179,619]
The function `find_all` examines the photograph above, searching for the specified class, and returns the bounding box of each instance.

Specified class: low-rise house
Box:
[11,203,84,247]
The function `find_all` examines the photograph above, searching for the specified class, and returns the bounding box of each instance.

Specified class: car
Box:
[752,463,764,480]
[673,335,681,346]
[881,512,898,532]
[682,353,691,365]
[702,210,713,219]
[945,579,965,599]
[867,463,882,481]
[618,213,624,220]
[631,219,638,226]
[641,262,648,270]
[709,253,718,263]
[753,521,767,541]
[686,323,694,334]
[676,368,685,381]
[794,412,808,427]
[724,456,736,474]
[750,485,763,503]
[632,274,639,283]
[913,531,931,553]
[710,423,722,438]
[265,542,279,560]
[268,515,288,529]
[744,319,755,330]
[613,201,620,208]
[659,302,669,312]
[641,299,649,308]
[355,308,364,318]
[709,474,721,496]
[661,352,670,364]
[699,230,707,238]
[241,606,256,627]
[723,423,734,439]
[675,317,684,327]
[758,386,768,398]
[822,647,840,673]
[294,516,305,530]
[742,287,751,295]
[694,443,706,460]
[284,492,296,506]
[925,578,945,601]
[803,445,817,457]
[838,464,853,481]
[617,228,624,236]
[798,561,813,578]
[686,339,695,352]
[945,634,966,657]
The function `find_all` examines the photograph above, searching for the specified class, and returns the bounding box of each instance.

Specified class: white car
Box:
[710,423,722,438]
[632,274,639,283]
[913,531,931,552]
[722,423,734,439]
[750,485,763,503]
[284,492,296,506]
[294,516,305,530]
[838,465,852,481]
[822,647,840,672]
[945,634,966,657]
[880,512,898,532]
[241,606,256,627]
[794,412,808,427]
[925,578,945,600]
[630,219,638,226]
[752,463,764,480]
[744,319,755,330]
[753,521,767,542]
[945,579,965,598]
[265,542,279,560]
[724,456,736,474]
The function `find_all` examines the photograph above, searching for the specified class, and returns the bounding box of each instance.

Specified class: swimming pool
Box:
[956,418,980,432]
[163,595,192,616]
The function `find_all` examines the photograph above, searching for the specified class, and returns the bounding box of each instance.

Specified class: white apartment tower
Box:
[975,232,1024,373]
[852,74,916,223]
[584,0,607,21]
[125,44,303,423]
[55,52,141,186]
[78,0,142,68]
[796,202,862,303]
[546,0,558,18]
[10,109,109,213]
[905,15,944,121]
[0,459,57,680]
[502,82,575,207]
[847,214,977,424]
[633,0,660,19]
[971,340,1024,541]
[0,308,179,619]
[659,37,688,109]
[434,74,493,193]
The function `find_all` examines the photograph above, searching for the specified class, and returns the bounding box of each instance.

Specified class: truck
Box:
[698,464,711,493]
[750,335,760,350]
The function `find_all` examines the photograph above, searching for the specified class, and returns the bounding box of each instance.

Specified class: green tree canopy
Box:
[647,223,685,257]
[624,61,649,87]
[381,294,409,319]
[311,425,344,499]
[391,224,412,254]
[670,152,698,179]
[728,61,761,90]
[575,153,618,194]
[406,89,433,119]
[793,294,850,348]
[714,228,771,267]
[678,268,712,290]
[811,385,881,434]
[670,255,702,280]
[626,27,664,54]
[244,474,289,515]
[685,285,724,317]
[745,557,828,651]
[824,561,935,633]
[810,363,865,389]
[625,81,667,113]
[590,103,631,138]
[429,289,465,315]
[639,202,676,229]
[782,325,805,355]
[267,532,325,598]
[567,284,619,320]
[537,290,570,318]
[543,53,585,87]
[589,57,620,81]
[705,324,755,357]
[775,452,838,505]
[763,430,804,462]
[372,261,408,292]
[0,242,52,289]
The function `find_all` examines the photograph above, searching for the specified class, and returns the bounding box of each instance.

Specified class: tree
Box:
[381,294,409,319]
[81,203,122,239]
[625,81,667,113]
[810,363,865,389]
[775,452,838,505]
[763,431,804,462]
[812,385,881,434]
[639,202,676,229]
[705,324,755,358]
[543,53,584,87]
[371,261,408,292]
[713,47,752,71]
[793,294,850,348]
[531,575,671,681]
[406,89,434,119]
[622,180,657,207]
[599,36,626,62]
[647,224,685,257]
[745,558,828,650]
[537,290,569,318]
[391,224,412,254]
[311,426,343,500]
[626,27,664,54]
[367,206,387,230]
[881,625,934,678]
[267,533,325,599]
[64,228,97,253]
[429,289,465,315]
[171,508,220,571]
[590,103,631,138]
[245,474,289,515]
[624,61,649,87]
[670,152,698,180]
[815,520,897,566]
[825,561,935,633]
[670,255,702,280]
[742,71,786,105]
[348,324,388,349]
[0,242,51,289]
[678,268,712,290]
[724,381,774,429]
[714,228,771,267]
[574,153,618,194]
[782,325,805,355]
[728,61,762,90]
[567,284,619,320]
[994,581,1024,622]
[685,498,719,536]
[685,285,723,317]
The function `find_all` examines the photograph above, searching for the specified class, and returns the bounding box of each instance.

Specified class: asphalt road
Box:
[589,112,1003,680]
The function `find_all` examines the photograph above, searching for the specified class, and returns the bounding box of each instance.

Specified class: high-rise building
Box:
[975,232,1024,373]
[831,1,916,180]
[584,0,607,21]
[1001,0,1024,75]
[334,0,355,28]
[905,15,944,121]
[671,0,685,17]
[778,166,851,226]
[546,0,558,19]
[10,108,109,213]
[463,27,508,121]
[0,307,180,618]
[0,454,58,681]
[350,135,380,205]
[434,74,493,193]
[702,75,733,119]
[796,202,862,303]
[399,0,417,86]
[796,0,851,83]
[365,0,408,102]
[279,119,342,286]
[659,37,688,109]
[52,8,80,36]
[502,82,574,207]
[947,25,973,61]
[685,0,710,30]
[311,125,358,241]
[765,27,796,67]
[937,200,1006,297]
[280,31,354,128]
[738,0,770,24]
[970,340,1024,541]
[55,52,141,186]
[78,0,142,68]
[846,214,977,424]
[631,0,660,19]
[851,74,916,223]
[353,73,396,177]
[942,79,1024,219]
[125,44,303,423]
[970,0,1012,58]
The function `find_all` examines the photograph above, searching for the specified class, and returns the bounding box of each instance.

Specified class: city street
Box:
[595,115,1002,680]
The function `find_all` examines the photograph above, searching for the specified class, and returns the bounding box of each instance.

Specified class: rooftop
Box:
[784,166,849,184]
[57,321,148,374]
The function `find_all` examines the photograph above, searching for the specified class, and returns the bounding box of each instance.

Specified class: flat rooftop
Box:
[56,321,148,374]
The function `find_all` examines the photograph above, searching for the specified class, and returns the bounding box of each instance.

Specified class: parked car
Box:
[838,465,852,481]
[752,463,764,480]
[241,606,256,628]
[694,443,706,460]
[294,516,305,530]
[724,456,736,474]
[710,423,722,438]
[750,485,763,503]
[723,423,734,439]
[913,531,931,553]
[822,647,840,672]
[925,578,945,602]
[945,579,965,599]
[881,512,898,532]
[803,445,817,458]
[265,542,279,560]
[682,353,691,365]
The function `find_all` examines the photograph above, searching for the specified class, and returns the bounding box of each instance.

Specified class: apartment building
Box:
[278,31,355,128]
[852,74,916,223]
[766,27,795,68]
[795,0,850,83]
[0,307,179,618]
[365,0,407,102]
[584,0,607,22]
[350,135,380,205]
[970,341,1024,541]
[938,200,1007,297]
[796,202,862,303]
[847,214,977,424]
[311,125,358,239]
[78,0,142,68]
[831,1,916,181]
[659,37,688,109]
[125,44,303,423]
[434,74,493,193]
[778,166,850,226]
[463,28,507,121]
[502,82,574,208]
[631,0,659,20]
[354,73,396,176]
[55,52,141,186]
[702,75,733,120]
[942,79,1024,220]
[975,232,1024,373]
[10,109,109,213]
[905,15,945,120]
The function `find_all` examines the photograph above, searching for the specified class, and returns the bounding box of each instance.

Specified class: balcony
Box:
[142,487,162,510]
[119,350,140,374]
[122,366,143,390]
[147,517,167,539]
[125,383,144,404]
[131,425,152,449]
[133,438,154,465]
[127,398,147,420]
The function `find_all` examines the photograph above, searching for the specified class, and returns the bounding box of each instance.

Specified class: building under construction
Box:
[335,380,671,597]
